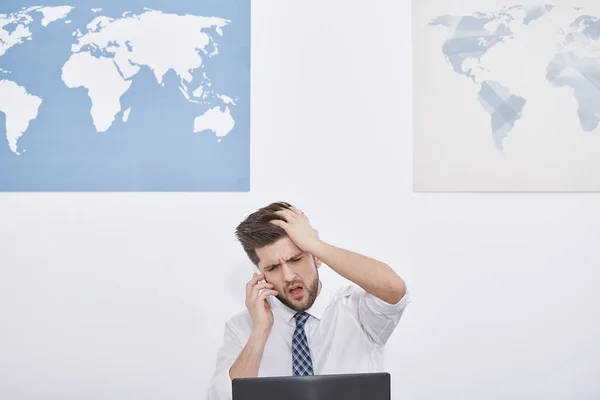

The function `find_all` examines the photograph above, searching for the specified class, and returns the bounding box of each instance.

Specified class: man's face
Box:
[256,236,321,312]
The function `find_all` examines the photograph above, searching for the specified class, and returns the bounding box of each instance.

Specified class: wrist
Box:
[306,238,326,255]
[250,328,270,343]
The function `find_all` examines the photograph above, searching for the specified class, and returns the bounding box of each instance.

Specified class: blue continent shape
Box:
[429,12,514,79]
[523,5,554,25]
[547,15,600,132]
[477,81,527,150]
[430,5,555,79]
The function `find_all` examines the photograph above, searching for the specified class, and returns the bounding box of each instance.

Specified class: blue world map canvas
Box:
[0,0,250,191]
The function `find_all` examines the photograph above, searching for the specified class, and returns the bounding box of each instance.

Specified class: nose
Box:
[281,263,296,283]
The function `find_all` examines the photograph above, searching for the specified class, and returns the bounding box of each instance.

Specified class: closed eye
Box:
[265,253,304,271]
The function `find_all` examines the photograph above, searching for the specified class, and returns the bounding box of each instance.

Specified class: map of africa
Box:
[0,1,249,191]
[413,2,600,192]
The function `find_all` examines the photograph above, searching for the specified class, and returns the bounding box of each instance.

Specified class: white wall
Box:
[1,0,600,399]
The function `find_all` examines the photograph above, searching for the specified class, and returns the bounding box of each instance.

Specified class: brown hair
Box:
[235,201,294,265]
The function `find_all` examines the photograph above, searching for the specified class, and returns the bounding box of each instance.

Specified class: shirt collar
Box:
[270,280,330,324]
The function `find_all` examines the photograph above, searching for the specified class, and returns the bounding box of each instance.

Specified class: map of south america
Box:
[0,79,42,155]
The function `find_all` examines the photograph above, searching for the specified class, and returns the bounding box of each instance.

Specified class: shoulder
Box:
[226,308,252,326]
[323,284,364,310]
[222,309,253,339]
[329,283,369,302]
[332,283,411,314]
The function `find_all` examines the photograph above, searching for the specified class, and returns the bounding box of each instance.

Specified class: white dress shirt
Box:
[206,280,411,400]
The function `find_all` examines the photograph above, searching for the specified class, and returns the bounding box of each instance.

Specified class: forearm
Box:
[228,332,268,380]
[311,240,406,304]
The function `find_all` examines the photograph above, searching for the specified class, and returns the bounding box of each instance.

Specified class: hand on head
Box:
[269,206,321,254]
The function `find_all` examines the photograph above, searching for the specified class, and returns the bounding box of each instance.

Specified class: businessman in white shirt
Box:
[206,202,410,400]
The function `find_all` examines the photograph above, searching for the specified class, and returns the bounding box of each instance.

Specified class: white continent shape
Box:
[0,79,42,155]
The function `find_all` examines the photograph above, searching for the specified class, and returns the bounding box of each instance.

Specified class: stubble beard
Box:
[277,272,319,312]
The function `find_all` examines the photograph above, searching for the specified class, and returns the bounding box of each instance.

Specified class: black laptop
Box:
[232,372,391,400]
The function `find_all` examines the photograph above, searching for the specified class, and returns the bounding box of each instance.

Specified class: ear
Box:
[313,255,322,269]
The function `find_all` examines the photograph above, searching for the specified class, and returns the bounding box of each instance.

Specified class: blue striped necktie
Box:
[292,311,314,376]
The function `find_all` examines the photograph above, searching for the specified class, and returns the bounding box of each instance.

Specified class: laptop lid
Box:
[232,372,390,400]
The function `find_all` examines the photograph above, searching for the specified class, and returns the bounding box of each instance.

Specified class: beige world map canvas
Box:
[414,0,600,191]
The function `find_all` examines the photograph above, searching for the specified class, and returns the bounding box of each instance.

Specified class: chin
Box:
[278,294,308,312]
[291,297,308,309]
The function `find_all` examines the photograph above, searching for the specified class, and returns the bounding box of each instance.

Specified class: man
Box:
[206,202,410,400]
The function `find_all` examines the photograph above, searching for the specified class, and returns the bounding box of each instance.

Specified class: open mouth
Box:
[288,285,304,299]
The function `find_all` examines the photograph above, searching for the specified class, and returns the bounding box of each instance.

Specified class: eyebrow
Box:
[265,251,304,270]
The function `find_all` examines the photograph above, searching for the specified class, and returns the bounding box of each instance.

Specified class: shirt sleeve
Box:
[205,322,243,400]
[354,286,411,346]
